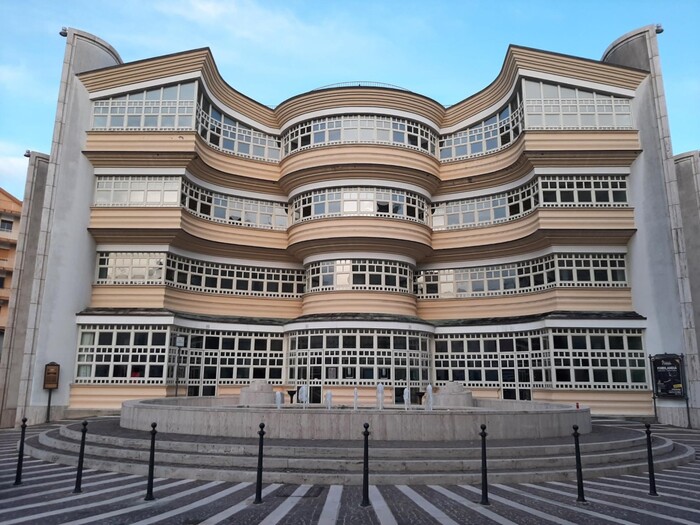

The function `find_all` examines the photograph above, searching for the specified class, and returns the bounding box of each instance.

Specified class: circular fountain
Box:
[121,381,591,440]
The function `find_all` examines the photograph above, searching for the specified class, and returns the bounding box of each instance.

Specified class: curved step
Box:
[23,420,695,485]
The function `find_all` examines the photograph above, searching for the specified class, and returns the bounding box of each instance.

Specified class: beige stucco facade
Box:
[3,25,698,428]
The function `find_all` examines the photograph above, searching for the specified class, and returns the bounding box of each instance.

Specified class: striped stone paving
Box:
[1,418,699,524]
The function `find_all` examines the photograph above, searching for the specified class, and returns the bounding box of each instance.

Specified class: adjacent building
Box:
[1,25,698,427]
[0,188,22,352]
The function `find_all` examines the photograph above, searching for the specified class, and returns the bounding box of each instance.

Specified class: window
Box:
[0,219,12,232]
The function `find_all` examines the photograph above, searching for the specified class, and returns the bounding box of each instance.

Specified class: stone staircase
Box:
[24,417,694,485]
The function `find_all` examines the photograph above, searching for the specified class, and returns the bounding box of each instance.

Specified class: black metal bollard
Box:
[144,422,157,501]
[254,422,265,504]
[14,417,27,486]
[479,424,489,505]
[73,421,88,493]
[645,423,658,496]
[572,425,586,502]
[361,422,371,507]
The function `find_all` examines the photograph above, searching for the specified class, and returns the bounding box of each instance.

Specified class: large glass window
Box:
[291,187,429,225]
[93,176,181,207]
[523,80,632,130]
[96,252,305,297]
[440,95,523,161]
[434,328,646,393]
[283,115,437,157]
[288,329,430,389]
[197,93,281,162]
[92,82,196,130]
[432,175,628,231]
[181,180,288,230]
[306,259,412,294]
[76,325,169,384]
[415,253,627,298]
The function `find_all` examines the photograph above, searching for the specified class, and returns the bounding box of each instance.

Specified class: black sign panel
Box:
[652,354,684,398]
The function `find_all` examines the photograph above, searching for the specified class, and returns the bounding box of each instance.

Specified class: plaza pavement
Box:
[1,418,700,524]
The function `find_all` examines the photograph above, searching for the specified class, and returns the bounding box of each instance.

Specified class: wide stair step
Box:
[24,418,695,485]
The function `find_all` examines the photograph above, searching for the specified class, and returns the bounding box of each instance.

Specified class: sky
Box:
[0,0,698,200]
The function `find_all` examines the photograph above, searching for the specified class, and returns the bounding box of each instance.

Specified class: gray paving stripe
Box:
[566,478,700,503]
[429,485,518,525]
[1,478,192,525]
[674,465,700,472]
[525,483,700,525]
[0,458,42,464]
[257,484,312,525]
[395,485,462,525]
[494,484,637,525]
[0,468,82,483]
[0,471,120,494]
[128,482,251,525]
[0,473,142,503]
[0,477,156,514]
[0,463,74,476]
[198,483,282,525]
[369,485,398,525]
[317,484,342,525]
[457,484,575,524]
[549,480,700,511]
[604,475,700,496]
[61,480,223,525]
[651,474,700,488]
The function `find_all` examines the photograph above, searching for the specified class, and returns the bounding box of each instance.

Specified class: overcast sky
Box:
[1,0,698,199]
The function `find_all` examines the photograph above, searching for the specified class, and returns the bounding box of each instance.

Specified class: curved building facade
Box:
[1,26,696,426]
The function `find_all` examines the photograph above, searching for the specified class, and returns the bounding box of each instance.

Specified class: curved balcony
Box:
[287,217,432,261]
[431,208,635,259]
[301,291,418,317]
[90,285,302,319]
[89,207,289,257]
[417,287,633,320]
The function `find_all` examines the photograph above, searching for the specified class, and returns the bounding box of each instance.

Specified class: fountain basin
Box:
[121,397,591,440]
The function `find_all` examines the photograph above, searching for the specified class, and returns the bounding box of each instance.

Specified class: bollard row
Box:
[10,417,662,506]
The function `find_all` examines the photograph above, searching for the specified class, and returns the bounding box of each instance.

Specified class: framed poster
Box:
[651,354,684,398]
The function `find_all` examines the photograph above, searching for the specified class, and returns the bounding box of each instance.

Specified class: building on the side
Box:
[1,25,698,428]
[0,188,22,353]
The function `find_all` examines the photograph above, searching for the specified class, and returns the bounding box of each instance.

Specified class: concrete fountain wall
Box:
[121,383,591,440]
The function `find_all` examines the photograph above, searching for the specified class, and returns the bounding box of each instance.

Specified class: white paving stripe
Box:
[62,480,222,525]
[0,477,157,514]
[317,484,342,525]
[549,480,700,511]
[604,475,700,496]
[457,484,574,525]
[0,474,142,503]
[494,484,638,525]
[525,483,699,525]
[0,471,120,494]
[0,468,80,483]
[673,465,700,472]
[570,479,700,503]
[651,474,700,488]
[0,457,42,464]
[0,463,74,475]
[128,482,250,525]
[396,486,461,525]
[258,484,312,525]
[1,478,192,525]
[369,485,398,525]
[431,485,519,525]
[198,483,282,525]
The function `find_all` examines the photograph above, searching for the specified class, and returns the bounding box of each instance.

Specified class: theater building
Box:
[1,25,698,427]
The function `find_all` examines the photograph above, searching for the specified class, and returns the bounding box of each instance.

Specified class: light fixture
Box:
[59,27,68,37]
